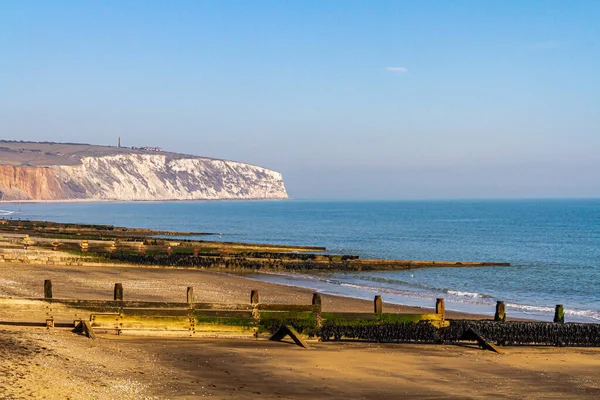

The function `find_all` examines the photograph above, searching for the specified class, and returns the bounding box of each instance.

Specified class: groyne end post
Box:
[554,304,565,324]
[374,295,382,314]
[187,287,194,306]
[114,283,123,301]
[435,298,445,317]
[44,280,52,299]
[312,292,323,328]
[495,301,506,322]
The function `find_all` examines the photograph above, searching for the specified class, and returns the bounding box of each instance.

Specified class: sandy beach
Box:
[0,263,484,318]
[0,262,599,399]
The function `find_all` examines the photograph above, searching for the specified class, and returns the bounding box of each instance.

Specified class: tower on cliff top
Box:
[118,137,121,148]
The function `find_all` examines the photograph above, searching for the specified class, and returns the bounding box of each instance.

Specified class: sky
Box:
[1,1,599,199]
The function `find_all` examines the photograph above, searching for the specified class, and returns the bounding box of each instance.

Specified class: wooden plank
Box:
[322,312,378,320]
[82,320,97,340]
[47,299,190,309]
[93,328,119,335]
[0,321,76,328]
[461,328,503,354]
[16,298,317,312]
[257,304,319,312]
[193,323,256,332]
[192,331,256,338]
[91,314,122,329]
[70,305,122,313]
[386,313,443,322]
[58,299,259,310]
[122,308,191,317]
[269,325,309,349]
[0,321,47,327]
[192,310,254,318]
[193,303,255,311]
[259,311,315,319]
[322,312,444,322]
[194,317,256,328]
[116,329,193,337]
[119,315,190,330]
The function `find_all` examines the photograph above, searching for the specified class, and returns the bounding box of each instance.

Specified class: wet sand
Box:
[1,262,599,399]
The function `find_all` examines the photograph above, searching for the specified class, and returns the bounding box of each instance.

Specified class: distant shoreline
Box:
[0,197,290,204]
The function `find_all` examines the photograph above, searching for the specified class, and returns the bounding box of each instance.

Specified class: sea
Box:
[1,199,599,323]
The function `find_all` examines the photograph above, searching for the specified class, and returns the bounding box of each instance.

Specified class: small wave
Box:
[360,275,494,300]
[358,275,447,292]
[506,303,554,313]
[446,290,492,299]
[360,275,419,287]
[0,210,15,216]
[564,309,600,321]
[506,303,600,322]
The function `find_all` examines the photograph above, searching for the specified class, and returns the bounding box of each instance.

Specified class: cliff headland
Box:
[0,141,288,201]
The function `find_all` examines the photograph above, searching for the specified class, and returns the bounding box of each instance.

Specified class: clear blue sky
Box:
[1,1,599,199]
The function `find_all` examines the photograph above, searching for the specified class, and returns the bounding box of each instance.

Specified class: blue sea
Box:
[2,199,599,322]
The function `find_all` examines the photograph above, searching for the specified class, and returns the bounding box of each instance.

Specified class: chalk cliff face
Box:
[0,154,288,201]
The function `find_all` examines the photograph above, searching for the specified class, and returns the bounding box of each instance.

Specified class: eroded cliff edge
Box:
[0,154,288,201]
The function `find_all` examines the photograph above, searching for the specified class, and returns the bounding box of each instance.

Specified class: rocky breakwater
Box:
[0,154,288,201]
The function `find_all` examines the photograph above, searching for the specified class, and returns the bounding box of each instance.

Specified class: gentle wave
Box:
[358,275,494,300]
[506,303,600,322]
[0,210,15,216]
[446,290,492,299]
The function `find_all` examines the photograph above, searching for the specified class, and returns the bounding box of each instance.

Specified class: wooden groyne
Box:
[0,218,510,271]
[0,232,510,271]
[1,281,597,350]
[90,252,510,271]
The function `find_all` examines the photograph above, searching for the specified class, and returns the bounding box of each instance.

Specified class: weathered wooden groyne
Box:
[0,224,510,271]
[1,281,597,350]
[100,252,510,271]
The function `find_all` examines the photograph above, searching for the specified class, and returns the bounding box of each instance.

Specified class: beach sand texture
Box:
[0,263,599,399]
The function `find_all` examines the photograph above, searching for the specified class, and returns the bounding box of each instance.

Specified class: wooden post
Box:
[494,301,506,322]
[44,280,52,299]
[312,292,323,328]
[187,287,194,305]
[554,304,564,324]
[374,295,382,314]
[435,298,445,316]
[250,290,260,322]
[114,283,123,301]
[312,293,322,307]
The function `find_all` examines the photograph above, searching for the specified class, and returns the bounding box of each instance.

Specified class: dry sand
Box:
[0,262,599,399]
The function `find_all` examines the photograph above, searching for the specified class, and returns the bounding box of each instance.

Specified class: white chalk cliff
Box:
[0,154,288,201]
